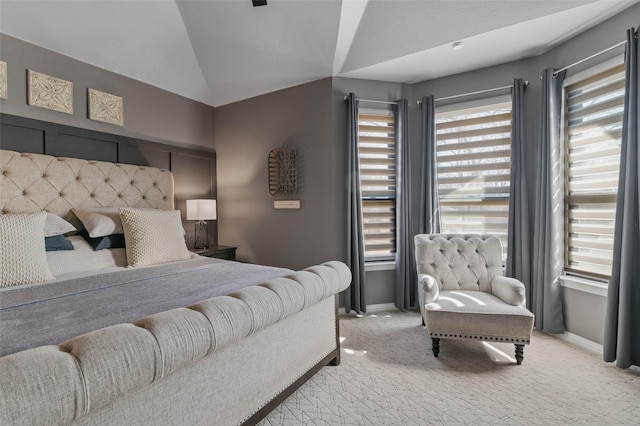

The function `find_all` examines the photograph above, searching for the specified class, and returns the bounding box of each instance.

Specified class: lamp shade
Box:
[186,199,217,221]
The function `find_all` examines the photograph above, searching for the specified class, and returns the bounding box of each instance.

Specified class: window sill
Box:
[560,275,608,297]
[365,261,395,272]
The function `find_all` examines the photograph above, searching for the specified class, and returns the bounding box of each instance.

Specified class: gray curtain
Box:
[604,28,639,369]
[394,99,414,310]
[419,95,441,235]
[346,93,366,314]
[506,79,531,294]
[531,69,565,332]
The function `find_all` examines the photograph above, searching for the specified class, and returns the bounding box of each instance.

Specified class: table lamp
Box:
[186,199,216,249]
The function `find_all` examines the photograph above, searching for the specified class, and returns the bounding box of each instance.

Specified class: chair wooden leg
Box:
[432,338,440,357]
[515,344,524,365]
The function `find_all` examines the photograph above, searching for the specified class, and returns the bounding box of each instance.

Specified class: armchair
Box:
[414,234,534,365]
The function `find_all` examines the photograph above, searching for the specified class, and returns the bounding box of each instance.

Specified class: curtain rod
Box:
[416,82,528,106]
[343,95,398,105]
[553,40,626,76]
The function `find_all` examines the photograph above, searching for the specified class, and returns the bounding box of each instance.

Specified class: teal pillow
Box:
[79,229,125,251]
[44,235,74,251]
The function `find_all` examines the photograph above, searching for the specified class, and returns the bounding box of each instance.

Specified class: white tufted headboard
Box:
[0,150,174,230]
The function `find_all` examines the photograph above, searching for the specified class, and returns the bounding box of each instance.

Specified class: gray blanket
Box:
[0,257,292,356]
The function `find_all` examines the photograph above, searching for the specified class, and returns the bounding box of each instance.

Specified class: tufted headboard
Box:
[0,149,174,230]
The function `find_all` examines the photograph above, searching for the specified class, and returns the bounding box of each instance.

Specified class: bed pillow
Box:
[119,208,190,267]
[78,229,126,251]
[45,234,75,251]
[72,207,124,238]
[1,212,54,287]
[44,213,77,237]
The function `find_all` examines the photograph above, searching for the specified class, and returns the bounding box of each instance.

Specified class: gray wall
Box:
[214,78,341,270]
[0,33,215,150]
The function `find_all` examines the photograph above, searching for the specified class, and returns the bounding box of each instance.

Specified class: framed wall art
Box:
[88,88,123,126]
[0,61,7,99]
[27,70,73,114]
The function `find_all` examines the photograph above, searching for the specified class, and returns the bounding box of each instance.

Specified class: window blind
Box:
[435,101,512,254]
[564,63,625,279]
[358,112,396,259]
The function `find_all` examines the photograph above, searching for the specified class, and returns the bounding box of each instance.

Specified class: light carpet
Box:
[259,310,640,425]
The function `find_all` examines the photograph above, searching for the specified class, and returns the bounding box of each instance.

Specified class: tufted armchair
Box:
[414,234,534,365]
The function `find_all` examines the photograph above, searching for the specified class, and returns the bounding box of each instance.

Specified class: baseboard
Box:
[339,303,398,315]
[552,331,603,355]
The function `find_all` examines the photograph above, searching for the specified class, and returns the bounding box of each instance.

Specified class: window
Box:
[563,61,625,280]
[435,100,512,254]
[358,110,396,260]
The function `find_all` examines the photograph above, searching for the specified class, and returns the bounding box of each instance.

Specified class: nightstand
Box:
[193,245,237,261]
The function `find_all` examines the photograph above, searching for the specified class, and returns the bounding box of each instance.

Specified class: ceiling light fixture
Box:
[252,0,267,6]
[452,41,464,51]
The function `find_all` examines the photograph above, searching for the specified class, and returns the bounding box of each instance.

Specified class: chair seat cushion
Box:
[425,290,534,344]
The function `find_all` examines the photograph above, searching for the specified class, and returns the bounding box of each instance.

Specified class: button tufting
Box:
[142,195,146,200]
[75,176,80,181]
[130,181,135,185]
[104,178,109,183]
[118,194,122,198]
[90,193,95,198]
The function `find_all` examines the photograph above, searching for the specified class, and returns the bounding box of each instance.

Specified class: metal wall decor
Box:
[268,146,297,196]
[27,70,73,114]
[88,88,124,126]
[0,61,7,99]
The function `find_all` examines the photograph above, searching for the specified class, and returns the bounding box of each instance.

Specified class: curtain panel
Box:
[394,99,415,310]
[604,28,640,369]
[531,69,565,333]
[506,79,532,297]
[346,93,367,314]
[418,95,441,235]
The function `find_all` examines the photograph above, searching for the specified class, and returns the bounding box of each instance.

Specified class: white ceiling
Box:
[1,0,638,107]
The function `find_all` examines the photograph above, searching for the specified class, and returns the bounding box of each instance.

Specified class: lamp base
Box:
[194,221,209,249]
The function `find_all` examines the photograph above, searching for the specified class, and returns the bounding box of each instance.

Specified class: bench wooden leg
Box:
[432,338,440,357]
[515,344,524,365]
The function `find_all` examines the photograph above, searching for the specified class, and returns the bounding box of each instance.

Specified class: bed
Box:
[0,149,351,425]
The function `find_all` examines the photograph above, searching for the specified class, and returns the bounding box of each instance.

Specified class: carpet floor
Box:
[259,310,640,425]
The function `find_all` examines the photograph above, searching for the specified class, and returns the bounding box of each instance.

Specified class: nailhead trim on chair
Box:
[429,332,530,344]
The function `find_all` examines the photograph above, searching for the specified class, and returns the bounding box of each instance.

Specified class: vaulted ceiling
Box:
[1,0,637,107]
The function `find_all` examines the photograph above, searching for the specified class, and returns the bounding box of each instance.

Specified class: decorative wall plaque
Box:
[0,61,7,99]
[88,88,124,126]
[268,146,297,196]
[28,70,73,114]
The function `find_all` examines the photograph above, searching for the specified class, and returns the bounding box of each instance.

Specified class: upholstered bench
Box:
[414,234,535,365]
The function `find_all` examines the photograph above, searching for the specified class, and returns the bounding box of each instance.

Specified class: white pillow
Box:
[72,207,123,237]
[44,212,77,237]
[1,212,54,288]
[119,208,190,267]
